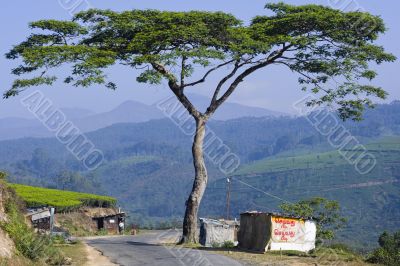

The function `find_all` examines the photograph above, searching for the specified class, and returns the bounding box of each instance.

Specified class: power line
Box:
[232,177,293,204]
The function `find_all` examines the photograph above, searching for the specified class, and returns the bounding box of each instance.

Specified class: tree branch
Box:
[151,62,202,118]
[209,60,241,108]
[205,45,293,117]
[275,60,330,94]
[180,55,186,88]
[183,59,235,88]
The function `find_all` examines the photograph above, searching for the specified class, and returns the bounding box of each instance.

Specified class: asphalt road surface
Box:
[85,230,243,266]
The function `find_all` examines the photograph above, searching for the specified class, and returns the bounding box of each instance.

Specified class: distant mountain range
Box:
[0,94,286,140]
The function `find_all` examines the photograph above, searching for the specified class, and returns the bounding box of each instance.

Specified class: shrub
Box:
[96,228,108,236]
[329,243,354,253]
[280,197,347,241]
[51,235,67,245]
[211,242,221,248]
[367,231,400,265]
[222,241,235,249]
[45,247,68,266]
[0,172,6,180]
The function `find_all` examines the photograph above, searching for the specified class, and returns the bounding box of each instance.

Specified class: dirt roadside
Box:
[84,242,117,266]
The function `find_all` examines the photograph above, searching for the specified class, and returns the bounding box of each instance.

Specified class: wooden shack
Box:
[199,218,240,247]
[86,208,126,234]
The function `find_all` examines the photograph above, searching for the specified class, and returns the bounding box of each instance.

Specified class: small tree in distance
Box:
[367,230,400,265]
[4,3,395,243]
[0,171,6,180]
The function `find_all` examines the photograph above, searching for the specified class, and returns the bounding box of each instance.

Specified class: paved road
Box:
[85,230,243,266]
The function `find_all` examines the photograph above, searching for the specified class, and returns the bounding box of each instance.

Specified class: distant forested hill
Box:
[2,101,400,164]
[0,101,400,249]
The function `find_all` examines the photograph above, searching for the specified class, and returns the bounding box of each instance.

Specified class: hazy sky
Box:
[1,0,399,118]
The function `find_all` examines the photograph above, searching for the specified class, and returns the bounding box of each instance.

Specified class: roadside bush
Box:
[210,241,235,249]
[0,172,6,180]
[211,242,221,248]
[280,197,347,241]
[367,231,400,265]
[51,235,67,245]
[329,243,354,253]
[96,228,108,236]
[45,247,69,266]
[222,241,235,249]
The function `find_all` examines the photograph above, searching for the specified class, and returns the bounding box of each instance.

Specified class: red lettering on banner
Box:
[274,217,296,227]
[273,228,296,241]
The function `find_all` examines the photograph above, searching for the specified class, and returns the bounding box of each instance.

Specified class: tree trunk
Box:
[181,117,208,243]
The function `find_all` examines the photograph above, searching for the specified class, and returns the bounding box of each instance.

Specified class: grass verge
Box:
[167,243,372,266]
[56,242,88,266]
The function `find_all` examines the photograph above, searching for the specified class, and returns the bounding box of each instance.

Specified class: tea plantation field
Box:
[10,184,116,212]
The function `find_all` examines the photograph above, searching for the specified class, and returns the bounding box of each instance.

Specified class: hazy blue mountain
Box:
[73,100,164,132]
[60,107,95,120]
[0,117,39,129]
[0,96,285,140]
[184,93,288,120]
[0,117,45,140]
[0,108,96,140]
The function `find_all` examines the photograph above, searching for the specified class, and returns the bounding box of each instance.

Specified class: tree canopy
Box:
[5,3,395,120]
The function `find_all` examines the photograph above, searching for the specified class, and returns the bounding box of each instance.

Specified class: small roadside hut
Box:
[87,208,126,234]
[238,212,316,252]
[26,207,51,231]
[199,218,239,247]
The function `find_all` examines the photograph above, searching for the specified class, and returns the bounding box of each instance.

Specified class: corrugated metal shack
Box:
[199,218,239,247]
[26,207,51,231]
[238,212,316,252]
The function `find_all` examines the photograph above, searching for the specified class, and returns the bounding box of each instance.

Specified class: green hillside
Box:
[10,184,116,212]
[235,149,348,175]
[236,136,400,175]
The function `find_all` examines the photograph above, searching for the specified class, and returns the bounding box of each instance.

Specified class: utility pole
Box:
[226,177,231,220]
[50,207,55,235]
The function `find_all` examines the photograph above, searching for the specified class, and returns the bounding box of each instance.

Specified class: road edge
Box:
[83,242,118,266]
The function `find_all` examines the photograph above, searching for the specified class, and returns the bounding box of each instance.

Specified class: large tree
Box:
[5,3,395,243]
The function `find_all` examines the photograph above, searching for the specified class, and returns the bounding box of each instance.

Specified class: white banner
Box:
[271,216,306,243]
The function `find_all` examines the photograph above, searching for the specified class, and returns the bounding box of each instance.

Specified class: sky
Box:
[0,0,399,118]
